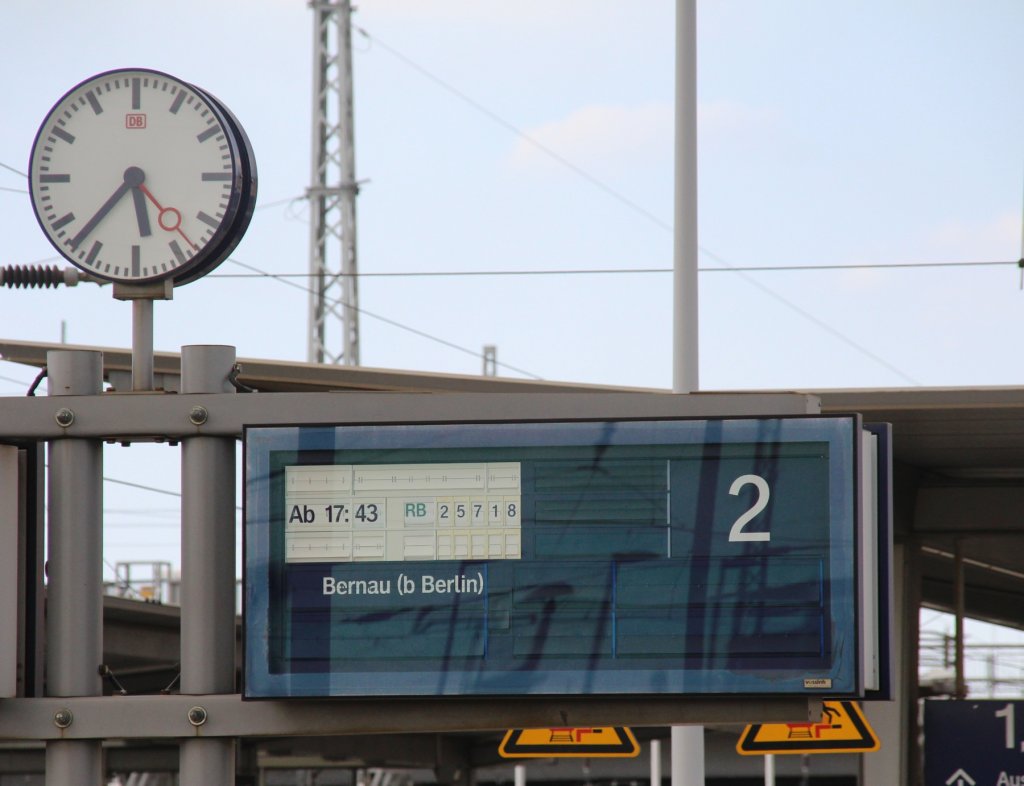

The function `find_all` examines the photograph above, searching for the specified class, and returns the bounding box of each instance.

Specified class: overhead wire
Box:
[103,476,183,500]
[255,194,306,212]
[699,247,922,385]
[103,475,243,513]
[20,461,240,512]
[0,372,38,389]
[208,258,1020,279]
[225,256,544,380]
[0,160,27,179]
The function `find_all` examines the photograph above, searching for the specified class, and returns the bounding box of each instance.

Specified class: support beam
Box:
[0,390,820,441]
[0,694,821,741]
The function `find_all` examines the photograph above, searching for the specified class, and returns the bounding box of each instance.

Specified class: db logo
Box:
[125,113,147,129]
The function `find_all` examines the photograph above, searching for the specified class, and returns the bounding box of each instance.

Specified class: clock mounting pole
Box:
[112,281,173,392]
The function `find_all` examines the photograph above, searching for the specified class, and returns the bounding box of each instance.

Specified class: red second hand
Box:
[139,184,198,250]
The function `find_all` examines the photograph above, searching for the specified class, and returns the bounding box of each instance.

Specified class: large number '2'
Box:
[727,474,771,542]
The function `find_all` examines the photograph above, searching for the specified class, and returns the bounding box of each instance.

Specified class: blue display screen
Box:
[244,416,860,698]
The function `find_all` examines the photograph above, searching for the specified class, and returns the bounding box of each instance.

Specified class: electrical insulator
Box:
[0,265,86,288]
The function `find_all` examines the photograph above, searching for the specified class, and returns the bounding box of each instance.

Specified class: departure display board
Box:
[244,416,865,698]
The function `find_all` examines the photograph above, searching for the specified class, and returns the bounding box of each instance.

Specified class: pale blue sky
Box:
[2,1,1024,570]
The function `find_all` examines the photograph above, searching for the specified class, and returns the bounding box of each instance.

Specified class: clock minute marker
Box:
[84,90,102,115]
[169,239,187,265]
[169,91,186,115]
[196,211,220,230]
[196,126,220,143]
[84,240,101,268]
[51,213,75,232]
[51,127,75,145]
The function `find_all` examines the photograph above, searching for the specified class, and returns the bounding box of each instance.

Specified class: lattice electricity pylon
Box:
[307,0,360,365]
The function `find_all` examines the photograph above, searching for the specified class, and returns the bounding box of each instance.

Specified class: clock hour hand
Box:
[69,166,148,250]
[131,184,151,237]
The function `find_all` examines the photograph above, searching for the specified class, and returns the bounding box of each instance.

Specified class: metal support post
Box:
[0,445,20,699]
[113,280,173,392]
[671,726,704,786]
[482,345,497,377]
[514,764,526,786]
[131,299,154,392]
[45,349,104,785]
[179,345,237,785]
[860,543,909,785]
[954,539,966,699]
[672,0,704,779]
[650,739,662,786]
[673,0,699,394]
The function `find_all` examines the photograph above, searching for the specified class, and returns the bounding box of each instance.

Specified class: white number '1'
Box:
[728,474,771,542]
[995,702,1015,750]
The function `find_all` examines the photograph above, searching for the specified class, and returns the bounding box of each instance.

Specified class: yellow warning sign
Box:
[736,701,880,755]
[499,727,640,758]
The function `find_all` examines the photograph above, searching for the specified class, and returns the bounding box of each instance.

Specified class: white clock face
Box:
[29,69,253,284]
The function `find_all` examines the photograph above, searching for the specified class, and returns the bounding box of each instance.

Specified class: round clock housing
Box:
[28,68,257,285]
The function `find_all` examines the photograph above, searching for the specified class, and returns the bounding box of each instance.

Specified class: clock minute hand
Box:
[69,180,130,251]
[69,166,149,250]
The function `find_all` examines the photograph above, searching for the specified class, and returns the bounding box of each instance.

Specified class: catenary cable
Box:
[225,256,545,380]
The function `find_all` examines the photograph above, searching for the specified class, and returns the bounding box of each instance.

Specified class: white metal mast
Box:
[308,0,359,365]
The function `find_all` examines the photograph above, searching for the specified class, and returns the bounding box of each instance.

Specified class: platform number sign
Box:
[924,700,1024,785]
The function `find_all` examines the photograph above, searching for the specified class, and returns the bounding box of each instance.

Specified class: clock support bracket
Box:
[113,282,174,393]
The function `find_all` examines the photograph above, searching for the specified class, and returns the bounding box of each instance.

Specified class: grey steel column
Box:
[672,0,699,394]
[45,350,103,785]
[671,1,705,782]
[179,345,237,785]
